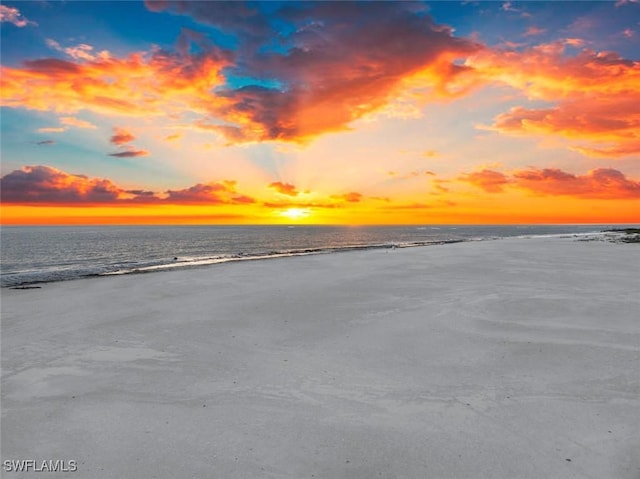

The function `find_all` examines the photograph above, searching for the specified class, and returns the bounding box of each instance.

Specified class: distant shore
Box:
[604,228,640,243]
[2,235,639,478]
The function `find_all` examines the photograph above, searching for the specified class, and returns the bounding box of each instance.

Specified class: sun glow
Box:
[279,208,311,221]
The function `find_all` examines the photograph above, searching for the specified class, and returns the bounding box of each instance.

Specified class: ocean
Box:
[0,224,623,287]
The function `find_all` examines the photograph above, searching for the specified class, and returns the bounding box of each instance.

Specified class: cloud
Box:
[46,39,110,62]
[331,192,363,203]
[141,1,481,142]
[432,179,450,194]
[35,140,55,146]
[389,170,437,180]
[524,26,546,37]
[165,133,182,141]
[108,127,148,157]
[565,38,585,47]
[144,1,275,48]
[36,116,96,134]
[37,127,66,133]
[0,165,128,204]
[458,166,640,199]
[2,3,480,144]
[60,116,97,129]
[468,43,640,157]
[572,140,640,158]
[4,2,637,151]
[0,165,256,206]
[125,189,157,197]
[0,5,36,27]
[165,181,255,205]
[268,181,299,197]
[108,149,150,158]
[615,0,639,7]
[110,127,135,145]
[189,121,247,144]
[383,202,437,210]
[512,167,640,199]
[221,4,480,141]
[264,190,363,208]
[144,1,169,12]
[0,41,233,119]
[459,169,510,193]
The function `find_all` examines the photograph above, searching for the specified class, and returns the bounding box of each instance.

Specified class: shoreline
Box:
[2,228,634,289]
[2,236,639,478]
[2,238,469,289]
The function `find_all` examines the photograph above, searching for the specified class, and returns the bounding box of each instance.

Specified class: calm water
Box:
[0,224,621,287]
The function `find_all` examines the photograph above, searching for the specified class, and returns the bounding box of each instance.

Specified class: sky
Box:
[1,0,639,225]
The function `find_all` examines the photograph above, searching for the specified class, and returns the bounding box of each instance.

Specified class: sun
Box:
[279,208,311,220]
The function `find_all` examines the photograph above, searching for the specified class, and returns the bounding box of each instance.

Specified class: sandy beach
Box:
[2,235,639,478]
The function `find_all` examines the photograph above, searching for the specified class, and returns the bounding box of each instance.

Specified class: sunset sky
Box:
[1,0,639,225]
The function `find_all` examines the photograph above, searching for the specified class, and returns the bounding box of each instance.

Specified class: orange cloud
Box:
[37,127,65,133]
[468,43,640,157]
[145,2,481,142]
[165,181,255,205]
[431,178,450,194]
[459,166,640,199]
[0,37,232,119]
[60,116,97,129]
[491,97,639,150]
[572,140,640,158]
[268,181,299,197]
[220,42,478,141]
[110,127,135,145]
[459,169,510,193]
[331,192,363,203]
[512,167,640,199]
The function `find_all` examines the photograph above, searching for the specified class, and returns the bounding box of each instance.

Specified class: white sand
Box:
[2,236,639,478]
